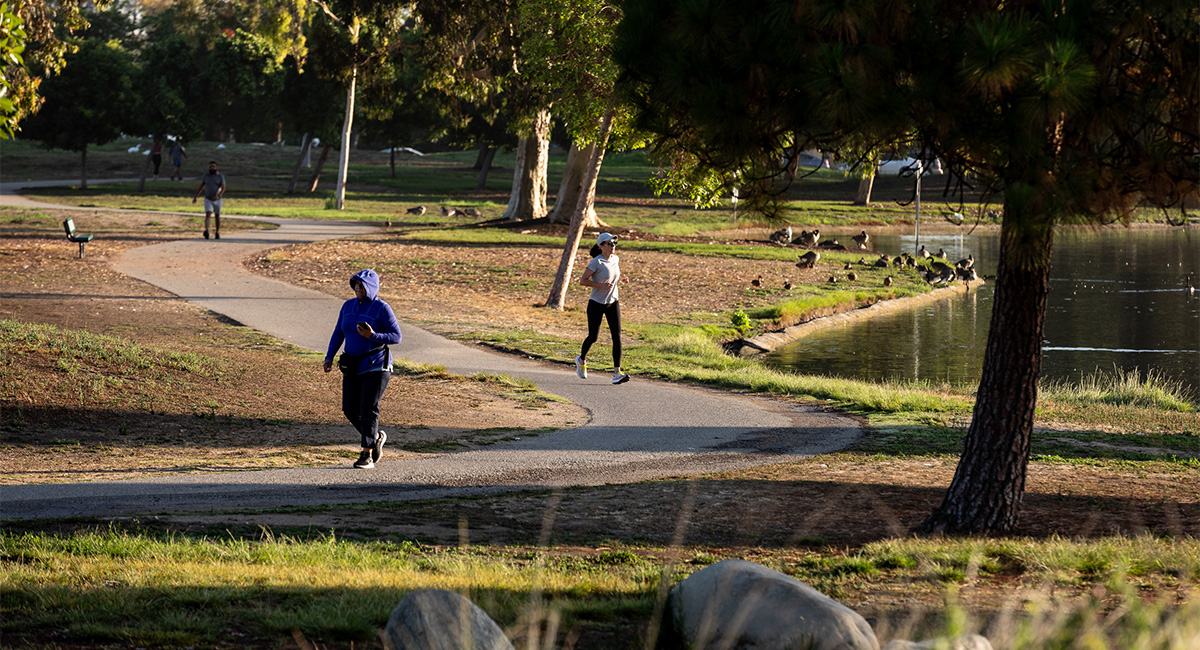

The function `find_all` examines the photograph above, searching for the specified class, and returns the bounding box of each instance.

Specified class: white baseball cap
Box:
[597,233,618,245]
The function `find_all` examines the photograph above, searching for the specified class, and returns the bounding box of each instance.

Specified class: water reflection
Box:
[764,227,1200,398]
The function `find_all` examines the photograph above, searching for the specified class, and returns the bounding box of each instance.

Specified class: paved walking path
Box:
[0,184,862,520]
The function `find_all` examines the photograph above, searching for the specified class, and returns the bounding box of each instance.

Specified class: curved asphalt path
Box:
[0,181,862,520]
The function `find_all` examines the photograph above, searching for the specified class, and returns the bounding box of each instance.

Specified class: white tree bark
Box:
[545,109,615,310]
[501,109,551,221]
[853,171,875,206]
[334,65,356,210]
[548,142,602,228]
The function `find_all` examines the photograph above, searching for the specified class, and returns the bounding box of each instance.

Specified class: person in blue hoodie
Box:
[323,269,403,469]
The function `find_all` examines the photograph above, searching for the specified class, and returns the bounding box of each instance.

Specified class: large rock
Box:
[882,634,994,650]
[385,589,514,650]
[662,559,879,650]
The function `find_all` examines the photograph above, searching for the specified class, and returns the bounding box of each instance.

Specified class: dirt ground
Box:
[1,207,1196,550]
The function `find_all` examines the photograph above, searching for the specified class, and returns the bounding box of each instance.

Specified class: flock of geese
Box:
[402,205,484,218]
[762,227,1196,297]
[758,227,983,289]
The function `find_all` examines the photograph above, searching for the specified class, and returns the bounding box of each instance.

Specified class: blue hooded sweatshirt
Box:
[326,269,402,374]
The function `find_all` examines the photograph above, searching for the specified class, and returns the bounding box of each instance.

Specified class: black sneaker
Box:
[203,231,210,240]
[372,430,387,462]
[214,232,220,239]
[353,450,374,469]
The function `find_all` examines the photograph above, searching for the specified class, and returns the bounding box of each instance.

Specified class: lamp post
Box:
[912,159,923,255]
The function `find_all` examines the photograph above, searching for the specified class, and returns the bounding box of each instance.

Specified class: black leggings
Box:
[342,370,390,448]
[581,299,621,369]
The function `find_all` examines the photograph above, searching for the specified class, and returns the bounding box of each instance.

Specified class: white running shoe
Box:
[575,355,587,379]
[612,372,630,385]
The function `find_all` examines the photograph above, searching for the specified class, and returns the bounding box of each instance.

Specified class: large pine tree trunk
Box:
[545,110,615,310]
[917,199,1054,534]
[501,109,550,222]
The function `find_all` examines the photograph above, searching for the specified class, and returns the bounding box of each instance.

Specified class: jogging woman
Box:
[575,233,629,384]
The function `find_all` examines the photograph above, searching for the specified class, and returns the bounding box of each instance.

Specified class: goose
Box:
[796,250,820,269]
[892,256,904,267]
[847,272,857,282]
[935,248,946,259]
[406,205,426,215]
[883,276,893,287]
[828,275,839,283]
[874,254,890,268]
[751,275,762,288]
[844,262,854,270]
[918,245,931,259]
[851,230,869,249]
[440,206,458,217]
[462,207,483,218]
[957,266,979,282]
[783,280,794,290]
[796,229,820,248]
[769,226,793,245]
[956,254,974,269]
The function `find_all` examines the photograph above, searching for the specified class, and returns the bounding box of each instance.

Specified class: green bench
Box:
[63,217,94,258]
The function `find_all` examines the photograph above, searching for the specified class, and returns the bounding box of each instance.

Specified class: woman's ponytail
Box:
[589,244,602,257]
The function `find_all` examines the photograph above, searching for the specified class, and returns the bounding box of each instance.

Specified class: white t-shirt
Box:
[586,254,620,304]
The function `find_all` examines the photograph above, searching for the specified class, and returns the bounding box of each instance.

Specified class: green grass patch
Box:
[3,527,1196,649]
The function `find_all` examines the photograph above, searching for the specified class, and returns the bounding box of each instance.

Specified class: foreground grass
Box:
[1,527,1196,648]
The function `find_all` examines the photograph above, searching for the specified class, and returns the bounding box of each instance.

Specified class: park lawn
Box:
[1,140,1196,650]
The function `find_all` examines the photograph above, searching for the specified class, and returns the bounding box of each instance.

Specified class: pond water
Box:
[763,227,1200,399]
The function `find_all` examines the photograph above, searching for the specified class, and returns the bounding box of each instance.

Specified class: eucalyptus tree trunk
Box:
[288,133,312,194]
[308,144,333,192]
[549,142,592,225]
[502,109,550,221]
[916,196,1054,534]
[545,109,615,310]
[853,172,875,206]
[475,146,497,190]
[334,65,356,210]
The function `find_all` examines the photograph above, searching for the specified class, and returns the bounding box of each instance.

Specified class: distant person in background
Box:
[323,269,403,469]
[169,140,187,180]
[192,160,225,239]
[575,232,630,385]
[150,140,164,180]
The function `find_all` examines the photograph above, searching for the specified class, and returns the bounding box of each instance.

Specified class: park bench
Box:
[63,217,94,258]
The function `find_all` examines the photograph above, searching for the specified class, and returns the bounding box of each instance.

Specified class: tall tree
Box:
[309,0,409,209]
[200,29,287,141]
[414,0,552,221]
[2,0,110,135]
[0,3,27,138]
[617,0,1198,534]
[903,0,1198,533]
[520,0,630,309]
[22,38,137,187]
